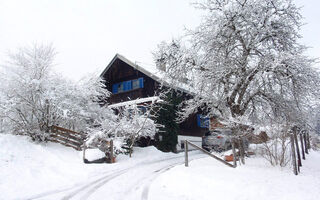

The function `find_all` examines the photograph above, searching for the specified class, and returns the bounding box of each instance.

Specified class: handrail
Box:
[184,140,235,168]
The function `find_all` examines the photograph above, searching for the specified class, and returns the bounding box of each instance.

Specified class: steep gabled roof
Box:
[100,53,195,95]
[100,54,158,80]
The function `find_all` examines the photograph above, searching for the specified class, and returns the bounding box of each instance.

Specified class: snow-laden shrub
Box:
[86,104,158,156]
[255,124,291,167]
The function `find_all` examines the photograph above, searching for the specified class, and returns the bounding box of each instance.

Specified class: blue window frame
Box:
[197,114,209,128]
[112,77,144,94]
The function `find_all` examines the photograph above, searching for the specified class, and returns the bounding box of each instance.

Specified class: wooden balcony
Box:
[109,88,147,104]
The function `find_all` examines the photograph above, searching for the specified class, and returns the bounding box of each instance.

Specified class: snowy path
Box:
[26,152,204,200]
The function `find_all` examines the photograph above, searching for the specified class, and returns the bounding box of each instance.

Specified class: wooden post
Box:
[185,140,188,167]
[110,140,114,163]
[83,145,88,163]
[239,137,245,165]
[231,139,237,167]
[304,132,309,154]
[187,141,235,168]
[293,130,301,167]
[290,134,298,175]
[300,133,305,160]
[45,99,50,133]
[83,146,86,161]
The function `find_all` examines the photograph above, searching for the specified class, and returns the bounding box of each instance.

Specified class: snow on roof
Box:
[100,54,195,95]
[108,96,161,109]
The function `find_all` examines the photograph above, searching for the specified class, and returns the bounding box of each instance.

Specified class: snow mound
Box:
[85,148,106,161]
[0,134,106,200]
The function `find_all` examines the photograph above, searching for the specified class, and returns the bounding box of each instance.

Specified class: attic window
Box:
[112,78,144,94]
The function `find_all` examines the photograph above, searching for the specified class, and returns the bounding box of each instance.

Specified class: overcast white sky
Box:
[0,0,319,80]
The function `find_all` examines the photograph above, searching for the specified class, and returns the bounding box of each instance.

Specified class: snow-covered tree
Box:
[0,44,110,141]
[155,90,183,152]
[154,0,320,128]
[0,44,57,140]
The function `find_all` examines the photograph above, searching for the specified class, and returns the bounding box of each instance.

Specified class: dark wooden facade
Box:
[101,54,207,137]
[101,58,159,104]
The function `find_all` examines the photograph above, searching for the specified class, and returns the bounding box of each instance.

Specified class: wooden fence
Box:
[184,140,235,168]
[290,129,311,175]
[49,125,86,150]
[184,135,255,168]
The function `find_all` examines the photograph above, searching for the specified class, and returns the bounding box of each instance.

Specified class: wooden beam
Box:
[187,141,235,168]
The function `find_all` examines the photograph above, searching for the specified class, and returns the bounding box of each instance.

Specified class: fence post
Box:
[231,139,237,167]
[304,132,309,154]
[83,146,86,161]
[83,145,88,163]
[185,140,188,167]
[44,99,50,133]
[290,134,298,175]
[293,130,301,168]
[300,132,305,160]
[110,140,114,163]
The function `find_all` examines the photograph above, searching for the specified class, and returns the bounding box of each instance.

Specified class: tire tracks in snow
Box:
[122,153,205,200]
[25,168,124,200]
[25,151,204,200]
[68,153,204,200]
[61,168,129,200]
[140,164,178,200]
[140,153,206,200]
[74,155,195,200]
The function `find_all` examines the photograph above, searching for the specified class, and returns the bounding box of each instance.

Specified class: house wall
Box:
[179,113,208,137]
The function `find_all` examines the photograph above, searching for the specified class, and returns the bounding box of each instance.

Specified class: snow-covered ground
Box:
[1,134,320,200]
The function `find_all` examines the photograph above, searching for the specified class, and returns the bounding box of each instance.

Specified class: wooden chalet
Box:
[100,54,208,137]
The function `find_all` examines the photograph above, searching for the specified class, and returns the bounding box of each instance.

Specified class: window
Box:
[197,114,209,128]
[112,78,144,94]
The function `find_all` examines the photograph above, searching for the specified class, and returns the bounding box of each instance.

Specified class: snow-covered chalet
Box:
[100,54,209,139]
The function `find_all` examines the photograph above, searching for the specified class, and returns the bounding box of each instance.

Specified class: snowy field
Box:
[1,134,320,200]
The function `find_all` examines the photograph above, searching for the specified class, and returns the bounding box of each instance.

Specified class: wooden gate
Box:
[49,125,86,150]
